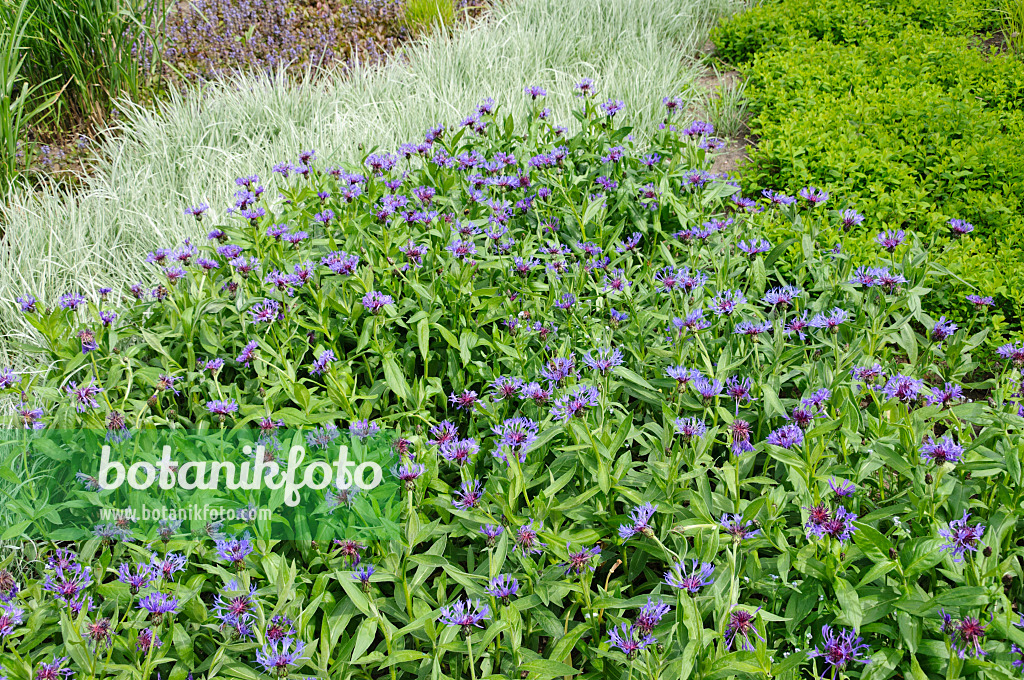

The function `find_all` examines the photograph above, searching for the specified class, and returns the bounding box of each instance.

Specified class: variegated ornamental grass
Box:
[1,83,1023,680]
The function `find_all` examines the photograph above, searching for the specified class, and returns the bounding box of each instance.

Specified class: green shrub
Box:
[712,3,1024,360]
[404,0,456,33]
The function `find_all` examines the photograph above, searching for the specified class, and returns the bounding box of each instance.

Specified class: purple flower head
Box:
[998,342,1024,366]
[212,584,257,636]
[321,251,360,276]
[733,320,773,338]
[117,563,154,594]
[392,462,427,488]
[663,95,683,114]
[881,374,924,403]
[674,417,707,441]
[562,542,601,575]
[725,607,765,650]
[921,435,964,466]
[601,99,625,117]
[553,292,577,310]
[362,291,394,314]
[439,599,490,635]
[236,340,259,367]
[514,519,546,555]
[828,477,856,497]
[485,574,519,603]
[575,78,596,96]
[0,602,24,637]
[439,438,478,467]
[737,239,772,256]
[840,209,865,228]
[250,299,282,324]
[492,418,538,464]
[607,622,656,658]
[449,390,478,411]
[664,560,715,595]
[255,638,307,675]
[875,229,906,251]
[551,385,600,422]
[138,592,180,620]
[34,657,74,680]
[798,186,829,205]
[480,524,503,545]
[66,380,103,412]
[949,219,974,235]
[491,376,525,400]
[311,350,336,376]
[683,120,714,136]
[931,316,958,342]
[43,564,93,606]
[215,535,253,568]
[583,347,624,374]
[520,381,552,404]
[524,85,547,99]
[726,376,755,405]
[808,625,871,673]
[710,289,746,315]
[207,399,239,417]
[720,514,760,541]
[619,502,657,540]
[926,382,963,408]
[0,368,20,391]
[810,307,849,332]
[184,204,209,219]
[766,424,804,449]
[17,295,37,313]
[693,377,723,402]
[938,511,985,562]
[635,598,671,635]
[729,419,754,456]
[665,365,701,387]
[349,419,380,442]
[428,420,458,447]
[762,286,802,309]
[150,552,187,581]
[943,612,987,659]
[452,479,485,510]
[761,189,795,206]
[352,565,375,591]
[965,294,994,308]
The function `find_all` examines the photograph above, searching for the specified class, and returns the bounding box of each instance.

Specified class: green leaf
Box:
[519,659,580,678]
[382,353,412,402]
[834,577,863,630]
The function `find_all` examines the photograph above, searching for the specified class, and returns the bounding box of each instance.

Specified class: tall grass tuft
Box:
[20,0,163,128]
[405,0,456,34]
[701,69,748,138]
[1002,0,1024,53]
[0,0,744,364]
[0,0,58,190]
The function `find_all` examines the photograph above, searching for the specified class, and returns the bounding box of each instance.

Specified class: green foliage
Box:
[1000,0,1024,53]
[2,88,1024,680]
[0,0,57,191]
[404,0,456,33]
[712,0,1024,359]
[18,0,162,126]
[710,0,996,64]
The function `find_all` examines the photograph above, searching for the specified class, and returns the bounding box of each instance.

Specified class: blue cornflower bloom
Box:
[939,511,985,562]
[619,503,657,540]
[664,560,715,594]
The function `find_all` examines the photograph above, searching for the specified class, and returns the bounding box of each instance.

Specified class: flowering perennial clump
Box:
[0,81,1020,680]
